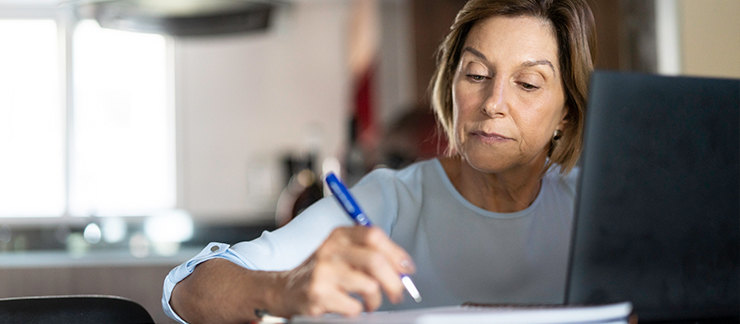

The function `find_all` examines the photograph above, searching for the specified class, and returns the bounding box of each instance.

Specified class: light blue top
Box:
[162,159,579,323]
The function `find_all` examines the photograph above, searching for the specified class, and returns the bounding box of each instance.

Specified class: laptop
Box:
[566,71,740,323]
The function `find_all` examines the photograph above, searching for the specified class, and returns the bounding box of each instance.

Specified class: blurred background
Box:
[0,0,738,322]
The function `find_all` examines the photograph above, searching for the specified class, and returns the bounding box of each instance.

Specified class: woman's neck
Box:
[440,155,546,213]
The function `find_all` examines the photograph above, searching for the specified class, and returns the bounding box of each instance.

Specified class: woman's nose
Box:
[481,77,507,118]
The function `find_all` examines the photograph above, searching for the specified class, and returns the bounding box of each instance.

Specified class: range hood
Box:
[77,0,279,36]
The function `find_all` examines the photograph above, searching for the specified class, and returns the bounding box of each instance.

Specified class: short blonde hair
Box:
[430,0,596,174]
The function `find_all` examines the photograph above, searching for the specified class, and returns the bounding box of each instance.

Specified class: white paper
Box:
[290,302,632,324]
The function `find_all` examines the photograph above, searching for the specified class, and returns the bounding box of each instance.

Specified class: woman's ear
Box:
[557,105,569,130]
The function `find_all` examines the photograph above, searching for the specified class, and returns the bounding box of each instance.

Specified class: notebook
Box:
[566,71,740,323]
[291,302,633,324]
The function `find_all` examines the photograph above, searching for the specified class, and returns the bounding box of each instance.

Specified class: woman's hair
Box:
[430,0,596,174]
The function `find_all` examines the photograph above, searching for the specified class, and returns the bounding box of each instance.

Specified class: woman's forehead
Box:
[463,15,560,71]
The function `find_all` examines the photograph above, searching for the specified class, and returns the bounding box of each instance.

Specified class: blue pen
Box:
[325,172,422,303]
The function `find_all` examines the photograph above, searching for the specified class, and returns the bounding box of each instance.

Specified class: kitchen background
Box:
[0,0,738,322]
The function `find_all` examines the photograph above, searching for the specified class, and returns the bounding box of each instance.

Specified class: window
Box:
[71,21,173,217]
[0,20,64,217]
[0,18,173,218]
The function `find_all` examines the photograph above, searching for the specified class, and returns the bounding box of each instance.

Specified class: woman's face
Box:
[452,15,567,174]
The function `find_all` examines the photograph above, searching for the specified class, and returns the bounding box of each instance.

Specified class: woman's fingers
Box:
[282,226,417,318]
[292,261,380,316]
[324,226,415,303]
[345,226,417,274]
[335,265,384,312]
[319,288,365,316]
[339,245,405,304]
[303,280,365,317]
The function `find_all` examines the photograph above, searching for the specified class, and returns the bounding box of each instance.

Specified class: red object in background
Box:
[354,60,379,150]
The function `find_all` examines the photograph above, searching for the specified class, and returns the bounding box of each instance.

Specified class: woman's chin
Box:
[460,145,546,175]
[460,150,514,174]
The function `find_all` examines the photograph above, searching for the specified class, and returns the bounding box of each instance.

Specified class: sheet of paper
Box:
[290,301,632,324]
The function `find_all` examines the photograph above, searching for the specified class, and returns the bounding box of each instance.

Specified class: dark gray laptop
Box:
[566,71,740,323]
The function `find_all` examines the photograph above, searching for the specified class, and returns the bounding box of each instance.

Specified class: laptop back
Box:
[566,71,740,322]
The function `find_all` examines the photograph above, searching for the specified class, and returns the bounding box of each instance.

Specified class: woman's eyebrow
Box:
[462,47,487,61]
[462,48,556,76]
[522,60,556,75]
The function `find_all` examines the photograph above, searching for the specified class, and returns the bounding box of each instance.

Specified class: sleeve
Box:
[161,242,251,324]
[228,169,402,271]
[161,168,402,323]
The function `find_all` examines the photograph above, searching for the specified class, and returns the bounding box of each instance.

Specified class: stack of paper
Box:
[291,302,633,324]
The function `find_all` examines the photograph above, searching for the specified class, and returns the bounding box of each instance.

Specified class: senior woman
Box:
[163,0,596,323]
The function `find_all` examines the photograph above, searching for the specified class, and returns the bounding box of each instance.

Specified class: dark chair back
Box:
[0,295,154,324]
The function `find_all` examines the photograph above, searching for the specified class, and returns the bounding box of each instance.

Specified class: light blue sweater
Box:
[162,159,578,323]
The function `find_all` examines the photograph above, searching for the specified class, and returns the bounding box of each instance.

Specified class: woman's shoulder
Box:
[351,159,442,207]
[356,158,440,188]
[344,159,440,232]
[544,164,580,197]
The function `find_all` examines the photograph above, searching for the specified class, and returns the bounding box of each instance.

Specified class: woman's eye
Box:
[467,74,486,81]
[519,82,540,90]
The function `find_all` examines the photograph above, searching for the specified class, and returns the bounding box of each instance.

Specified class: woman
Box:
[163,0,596,323]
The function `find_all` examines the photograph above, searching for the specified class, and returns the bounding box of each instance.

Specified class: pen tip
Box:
[401,275,422,303]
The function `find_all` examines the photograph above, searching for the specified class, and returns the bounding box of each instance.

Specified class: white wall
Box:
[175,2,351,222]
[679,0,740,78]
[659,0,740,78]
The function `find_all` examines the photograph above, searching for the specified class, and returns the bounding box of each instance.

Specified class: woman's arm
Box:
[169,226,416,324]
[171,258,281,324]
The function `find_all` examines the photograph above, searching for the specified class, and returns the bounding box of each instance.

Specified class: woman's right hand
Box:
[270,225,416,318]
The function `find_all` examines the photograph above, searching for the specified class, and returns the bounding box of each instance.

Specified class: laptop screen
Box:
[566,71,740,322]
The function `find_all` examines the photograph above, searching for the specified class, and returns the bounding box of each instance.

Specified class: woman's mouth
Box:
[470,131,512,143]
